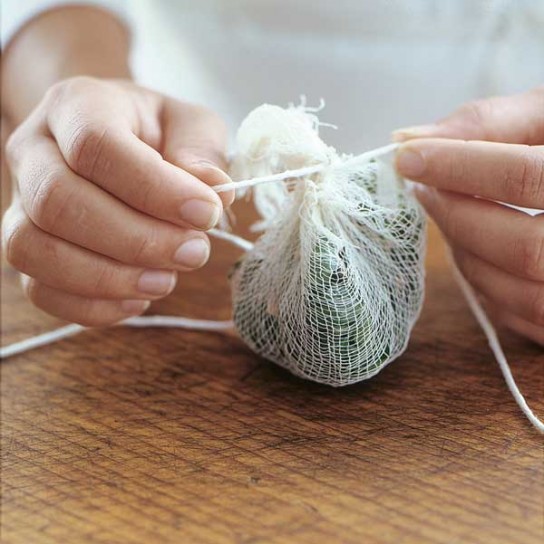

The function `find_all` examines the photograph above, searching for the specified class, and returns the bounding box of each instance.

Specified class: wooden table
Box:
[1,208,543,544]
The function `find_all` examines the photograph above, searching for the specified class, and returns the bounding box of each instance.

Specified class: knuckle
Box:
[41,233,63,271]
[2,209,29,269]
[133,180,155,214]
[515,152,544,203]
[65,122,110,178]
[90,264,118,297]
[453,100,492,137]
[45,76,98,105]
[129,227,162,266]
[42,79,69,105]
[4,130,37,174]
[446,141,469,185]
[29,169,67,230]
[5,131,24,166]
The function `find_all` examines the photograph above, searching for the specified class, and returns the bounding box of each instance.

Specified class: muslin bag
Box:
[228,104,427,386]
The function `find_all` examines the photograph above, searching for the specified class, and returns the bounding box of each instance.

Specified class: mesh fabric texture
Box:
[229,104,426,386]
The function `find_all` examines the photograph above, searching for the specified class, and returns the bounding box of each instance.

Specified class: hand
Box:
[393,86,544,346]
[2,77,234,326]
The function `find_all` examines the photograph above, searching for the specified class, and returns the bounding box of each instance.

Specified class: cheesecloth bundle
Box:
[227,103,426,386]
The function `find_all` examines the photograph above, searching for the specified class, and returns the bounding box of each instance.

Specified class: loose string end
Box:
[0,323,85,359]
[452,264,544,434]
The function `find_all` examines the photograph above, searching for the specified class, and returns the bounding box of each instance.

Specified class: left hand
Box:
[393,86,544,346]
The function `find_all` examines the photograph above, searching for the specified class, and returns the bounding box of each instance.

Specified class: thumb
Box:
[161,99,235,207]
[392,86,544,145]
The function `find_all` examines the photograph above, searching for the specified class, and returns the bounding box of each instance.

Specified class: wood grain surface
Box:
[1,199,543,543]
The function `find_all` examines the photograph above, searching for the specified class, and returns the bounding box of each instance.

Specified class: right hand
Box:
[2,77,234,326]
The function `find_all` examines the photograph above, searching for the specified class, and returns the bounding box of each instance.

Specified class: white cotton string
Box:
[208,228,254,251]
[452,264,544,434]
[122,315,233,330]
[213,163,325,193]
[0,323,85,359]
[0,316,233,360]
[343,143,399,168]
[212,143,399,195]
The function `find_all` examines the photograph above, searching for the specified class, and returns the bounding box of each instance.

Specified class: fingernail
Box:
[121,299,151,315]
[194,160,231,181]
[396,147,426,178]
[173,238,210,268]
[412,182,428,198]
[192,161,235,207]
[180,199,221,230]
[392,124,438,142]
[138,270,177,296]
[412,183,437,206]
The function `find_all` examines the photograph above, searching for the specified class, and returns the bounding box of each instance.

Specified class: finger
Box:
[46,81,223,230]
[160,98,235,207]
[483,299,544,347]
[396,139,544,208]
[393,86,544,144]
[21,275,151,327]
[453,248,544,327]
[414,186,544,281]
[12,137,211,270]
[3,205,180,299]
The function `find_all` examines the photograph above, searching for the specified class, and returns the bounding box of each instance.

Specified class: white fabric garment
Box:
[2,0,544,153]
